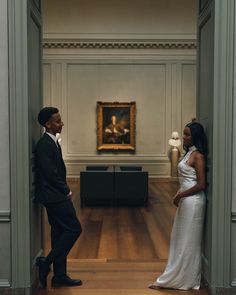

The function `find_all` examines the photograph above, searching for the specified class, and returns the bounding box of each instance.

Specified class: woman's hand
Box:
[173,191,183,207]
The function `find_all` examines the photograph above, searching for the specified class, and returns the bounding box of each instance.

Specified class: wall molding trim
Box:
[209,0,235,288]
[210,287,236,295]
[65,159,170,178]
[231,279,236,287]
[0,279,11,287]
[65,154,169,160]
[0,211,10,222]
[43,59,196,179]
[43,39,197,50]
[231,212,236,222]
[8,0,41,288]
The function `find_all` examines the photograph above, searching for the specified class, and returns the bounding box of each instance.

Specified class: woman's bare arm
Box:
[173,152,206,206]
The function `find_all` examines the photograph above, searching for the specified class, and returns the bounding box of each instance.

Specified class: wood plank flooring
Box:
[40,179,209,295]
[37,260,209,295]
[43,179,179,260]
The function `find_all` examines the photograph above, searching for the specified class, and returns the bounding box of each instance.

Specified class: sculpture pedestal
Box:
[170,147,179,178]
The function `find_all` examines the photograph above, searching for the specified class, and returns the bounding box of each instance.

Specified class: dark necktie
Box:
[57,140,62,156]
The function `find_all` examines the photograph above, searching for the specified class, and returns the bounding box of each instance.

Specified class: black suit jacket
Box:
[34,133,70,204]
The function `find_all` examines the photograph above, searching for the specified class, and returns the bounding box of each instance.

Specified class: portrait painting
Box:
[97,101,136,151]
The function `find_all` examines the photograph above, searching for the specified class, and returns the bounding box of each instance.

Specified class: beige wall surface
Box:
[43,0,197,177]
[43,59,196,177]
[42,0,197,39]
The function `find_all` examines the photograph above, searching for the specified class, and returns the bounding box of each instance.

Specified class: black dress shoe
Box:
[36,256,50,288]
[51,275,82,288]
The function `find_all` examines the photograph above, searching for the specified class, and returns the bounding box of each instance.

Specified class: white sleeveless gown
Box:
[155,147,206,290]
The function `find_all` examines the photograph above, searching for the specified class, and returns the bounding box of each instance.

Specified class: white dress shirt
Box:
[46,132,58,147]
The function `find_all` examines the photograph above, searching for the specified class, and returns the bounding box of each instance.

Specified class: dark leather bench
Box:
[86,165,110,171]
[80,165,148,206]
[114,167,148,206]
[80,166,114,206]
[119,165,142,171]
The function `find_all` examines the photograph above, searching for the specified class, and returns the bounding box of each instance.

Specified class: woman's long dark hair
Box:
[185,122,208,158]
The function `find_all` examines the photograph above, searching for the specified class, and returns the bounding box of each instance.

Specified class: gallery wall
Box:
[42,0,197,40]
[42,0,197,177]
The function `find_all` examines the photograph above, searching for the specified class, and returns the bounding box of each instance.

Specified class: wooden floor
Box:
[40,179,208,295]
[36,260,209,295]
[43,179,178,261]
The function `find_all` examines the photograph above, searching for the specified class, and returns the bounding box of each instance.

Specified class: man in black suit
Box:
[35,107,82,288]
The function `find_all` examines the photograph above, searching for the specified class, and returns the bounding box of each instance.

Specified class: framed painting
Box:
[97,101,136,151]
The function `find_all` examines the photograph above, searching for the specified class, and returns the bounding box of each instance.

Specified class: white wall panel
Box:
[42,0,197,177]
[43,59,196,177]
[181,64,196,128]
[66,63,166,155]
[43,64,52,106]
[133,64,167,154]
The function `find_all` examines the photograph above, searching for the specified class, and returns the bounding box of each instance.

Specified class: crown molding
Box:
[43,39,197,50]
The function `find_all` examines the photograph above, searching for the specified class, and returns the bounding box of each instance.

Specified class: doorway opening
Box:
[41,0,199,291]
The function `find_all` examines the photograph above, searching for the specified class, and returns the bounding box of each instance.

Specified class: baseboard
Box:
[0,277,40,295]
[0,287,32,295]
[67,176,173,181]
[210,287,236,295]
[201,274,212,294]
[201,275,236,295]
[0,279,10,287]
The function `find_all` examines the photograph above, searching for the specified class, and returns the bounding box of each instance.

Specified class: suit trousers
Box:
[44,199,82,277]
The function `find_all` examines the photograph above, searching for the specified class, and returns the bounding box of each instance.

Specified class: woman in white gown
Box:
[149,121,208,290]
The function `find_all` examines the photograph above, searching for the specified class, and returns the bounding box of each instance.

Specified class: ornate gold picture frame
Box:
[97,101,136,151]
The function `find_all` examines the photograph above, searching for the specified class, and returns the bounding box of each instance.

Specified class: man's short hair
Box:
[38,107,59,127]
